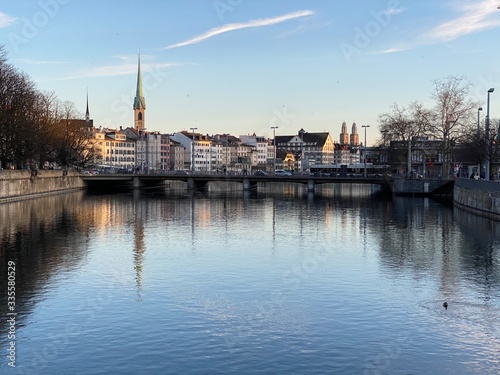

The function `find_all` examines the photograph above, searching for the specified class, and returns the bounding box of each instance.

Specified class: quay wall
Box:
[392,178,451,195]
[0,170,85,203]
[453,177,500,220]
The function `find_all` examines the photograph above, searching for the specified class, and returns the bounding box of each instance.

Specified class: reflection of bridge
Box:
[81,173,394,192]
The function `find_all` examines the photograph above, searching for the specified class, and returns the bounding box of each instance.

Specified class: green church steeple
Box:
[134,51,146,131]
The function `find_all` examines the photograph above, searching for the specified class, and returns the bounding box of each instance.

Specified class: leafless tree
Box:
[50,101,95,167]
[378,102,430,168]
[0,46,94,169]
[0,47,39,169]
[429,75,478,176]
[378,75,479,177]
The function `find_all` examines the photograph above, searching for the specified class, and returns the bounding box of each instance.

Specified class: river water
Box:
[1,184,499,374]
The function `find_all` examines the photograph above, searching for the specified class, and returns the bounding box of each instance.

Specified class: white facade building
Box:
[239,135,268,166]
[170,131,213,172]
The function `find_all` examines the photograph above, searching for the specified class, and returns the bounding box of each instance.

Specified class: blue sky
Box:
[1,0,499,145]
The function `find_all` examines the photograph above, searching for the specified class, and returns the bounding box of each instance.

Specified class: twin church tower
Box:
[339,121,359,146]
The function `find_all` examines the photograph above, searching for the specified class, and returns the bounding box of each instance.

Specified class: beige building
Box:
[169,140,185,170]
[91,127,136,170]
[275,129,335,170]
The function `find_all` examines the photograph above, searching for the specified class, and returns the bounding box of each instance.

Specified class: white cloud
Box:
[65,60,177,80]
[16,58,69,65]
[0,12,16,28]
[379,0,500,55]
[386,8,403,15]
[165,10,315,49]
[423,0,500,42]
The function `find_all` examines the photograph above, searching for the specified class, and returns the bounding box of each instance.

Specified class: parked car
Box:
[274,170,292,177]
[254,170,267,176]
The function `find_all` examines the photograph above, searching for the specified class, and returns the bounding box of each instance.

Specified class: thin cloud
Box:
[380,0,500,55]
[16,58,69,65]
[165,10,315,49]
[386,8,403,15]
[423,0,500,42]
[277,19,332,39]
[0,12,16,27]
[65,61,177,80]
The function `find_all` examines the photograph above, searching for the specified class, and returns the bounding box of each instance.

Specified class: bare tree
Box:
[378,75,479,177]
[0,47,40,169]
[429,75,478,177]
[378,102,428,169]
[50,101,94,168]
[1,46,93,169]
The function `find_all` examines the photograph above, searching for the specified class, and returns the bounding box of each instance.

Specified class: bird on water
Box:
[443,302,448,310]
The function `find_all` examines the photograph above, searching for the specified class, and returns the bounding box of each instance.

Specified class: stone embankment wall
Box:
[0,170,85,202]
[392,178,452,195]
[454,178,500,220]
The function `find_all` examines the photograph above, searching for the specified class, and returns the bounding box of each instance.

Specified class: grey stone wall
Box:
[0,170,85,202]
[392,178,450,195]
[453,178,500,220]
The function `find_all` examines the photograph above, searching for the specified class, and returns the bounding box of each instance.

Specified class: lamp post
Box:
[486,88,494,180]
[477,107,483,140]
[190,127,197,173]
[271,126,278,173]
[382,129,388,164]
[477,107,483,177]
[421,136,427,178]
[361,125,370,177]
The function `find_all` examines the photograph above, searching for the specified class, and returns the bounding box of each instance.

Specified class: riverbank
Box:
[453,177,500,220]
[0,170,85,203]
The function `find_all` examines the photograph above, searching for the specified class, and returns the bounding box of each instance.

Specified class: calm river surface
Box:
[1,184,500,374]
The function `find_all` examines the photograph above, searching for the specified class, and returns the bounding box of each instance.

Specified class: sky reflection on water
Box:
[1,186,500,374]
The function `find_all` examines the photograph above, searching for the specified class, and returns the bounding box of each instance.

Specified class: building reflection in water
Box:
[0,191,91,335]
[1,185,500,361]
[133,195,146,301]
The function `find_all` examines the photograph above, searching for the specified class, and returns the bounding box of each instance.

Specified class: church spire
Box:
[133,51,146,131]
[85,88,90,122]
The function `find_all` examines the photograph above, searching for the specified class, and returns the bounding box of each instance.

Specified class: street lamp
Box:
[361,125,370,177]
[271,126,278,173]
[224,134,229,174]
[382,129,389,163]
[477,107,483,177]
[190,127,197,173]
[486,88,494,180]
[477,107,483,140]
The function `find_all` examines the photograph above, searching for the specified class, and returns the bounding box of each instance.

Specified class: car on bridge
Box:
[274,170,292,177]
[254,170,267,176]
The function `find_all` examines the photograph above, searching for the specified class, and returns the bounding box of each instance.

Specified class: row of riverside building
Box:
[85,54,368,174]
